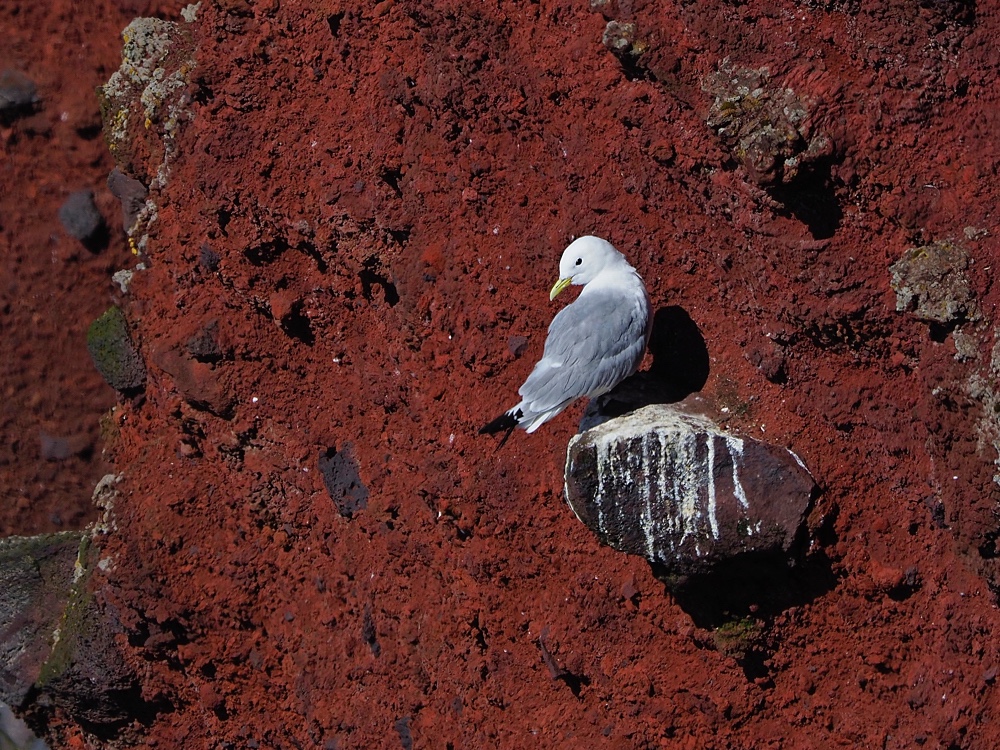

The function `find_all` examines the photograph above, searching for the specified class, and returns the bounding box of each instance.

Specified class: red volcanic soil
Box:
[6,0,1000,748]
[0,0,190,536]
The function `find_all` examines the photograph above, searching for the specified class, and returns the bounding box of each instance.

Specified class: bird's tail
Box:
[479,407,523,450]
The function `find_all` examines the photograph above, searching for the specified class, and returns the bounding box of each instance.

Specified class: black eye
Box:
[575,258,582,266]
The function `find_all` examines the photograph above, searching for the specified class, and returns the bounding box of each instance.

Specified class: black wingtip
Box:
[479,411,518,435]
[480,409,522,451]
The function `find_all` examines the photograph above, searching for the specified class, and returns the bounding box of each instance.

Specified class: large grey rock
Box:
[565,403,815,576]
[0,479,150,728]
[0,532,82,707]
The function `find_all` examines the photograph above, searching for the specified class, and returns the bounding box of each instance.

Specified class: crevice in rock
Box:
[326,12,345,38]
[244,239,289,266]
[380,166,403,198]
[359,256,400,306]
[278,301,315,346]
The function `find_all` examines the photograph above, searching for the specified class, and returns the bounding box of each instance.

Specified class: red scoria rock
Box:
[5,0,1000,747]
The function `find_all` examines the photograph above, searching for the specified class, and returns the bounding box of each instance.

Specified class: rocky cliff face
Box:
[4,0,1000,747]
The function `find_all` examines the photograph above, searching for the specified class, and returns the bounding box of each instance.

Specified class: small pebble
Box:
[199,243,221,272]
[508,335,528,357]
[59,190,104,242]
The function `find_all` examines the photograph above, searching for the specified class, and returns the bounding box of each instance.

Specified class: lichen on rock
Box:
[602,20,647,60]
[86,307,146,394]
[99,15,197,257]
[703,59,833,187]
[34,535,146,728]
[889,239,979,326]
[965,331,1000,488]
[99,17,195,177]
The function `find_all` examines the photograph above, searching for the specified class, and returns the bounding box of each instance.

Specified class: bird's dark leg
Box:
[494,422,517,452]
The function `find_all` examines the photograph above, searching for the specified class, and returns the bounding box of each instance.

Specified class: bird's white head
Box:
[550,236,627,300]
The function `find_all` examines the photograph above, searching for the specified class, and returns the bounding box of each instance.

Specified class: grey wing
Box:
[518,287,649,415]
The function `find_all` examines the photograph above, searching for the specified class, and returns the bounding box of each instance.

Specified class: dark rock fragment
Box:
[86,307,147,394]
[745,339,787,384]
[319,444,368,518]
[565,403,815,577]
[199,243,221,272]
[507,335,528,357]
[361,603,380,656]
[0,69,39,123]
[394,717,413,750]
[106,169,148,233]
[186,320,223,362]
[38,431,92,461]
[58,190,105,243]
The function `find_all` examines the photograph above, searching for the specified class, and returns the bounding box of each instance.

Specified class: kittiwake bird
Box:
[480,235,652,448]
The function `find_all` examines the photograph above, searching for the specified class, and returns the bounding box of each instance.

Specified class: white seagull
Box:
[481,236,652,447]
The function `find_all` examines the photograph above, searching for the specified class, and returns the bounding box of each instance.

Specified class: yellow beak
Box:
[549,277,572,301]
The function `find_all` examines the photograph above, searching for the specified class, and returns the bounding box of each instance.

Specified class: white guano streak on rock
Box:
[595,434,609,533]
[707,435,719,539]
[564,435,586,526]
[656,429,674,544]
[639,433,657,559]
[597,431,630,547]
[584,408,759,557]
[676,431,702,546]
[727,435,750,510]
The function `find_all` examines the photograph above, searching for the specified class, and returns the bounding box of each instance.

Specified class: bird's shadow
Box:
[579,306,709,430]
